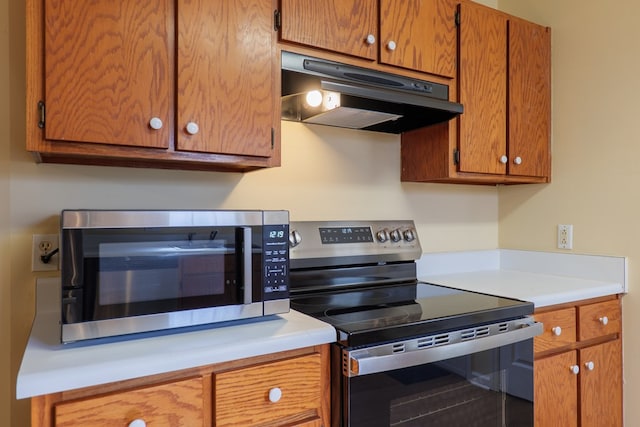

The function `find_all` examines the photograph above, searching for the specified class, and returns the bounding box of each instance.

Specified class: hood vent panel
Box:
[281,52,463,134]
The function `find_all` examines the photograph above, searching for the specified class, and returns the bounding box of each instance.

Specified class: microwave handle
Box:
[241,227,252,304]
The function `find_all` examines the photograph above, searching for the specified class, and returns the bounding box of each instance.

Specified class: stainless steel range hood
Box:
[281,51,463,134]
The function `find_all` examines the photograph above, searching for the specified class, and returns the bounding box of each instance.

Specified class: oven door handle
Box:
[343,317,543,377]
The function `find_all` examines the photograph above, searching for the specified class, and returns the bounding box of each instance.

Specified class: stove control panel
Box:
[288,220,422,263]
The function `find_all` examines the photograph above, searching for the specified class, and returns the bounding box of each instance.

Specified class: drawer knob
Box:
[599,316,609,325]
[499,155,508,164]
[366,34,376,45]
[387,40,397,51]
[514,156,523,165]
[585,361,595,371]
[185,122,200,135]
[149,117,163,130]
[552,326,562,336]
[570,365,580,375]
[128,419,146,427]
[268,387,282,403]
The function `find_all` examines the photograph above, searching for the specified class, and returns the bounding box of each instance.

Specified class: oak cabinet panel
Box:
[54,377,205,426]
[457,1,508,176]
[534,351,578,427]
[507,17,551,178]
[533,307,576,354]
[279,0,457,78]
[579,339,623,427]
[43,0,174,149]
[215,354,324,427]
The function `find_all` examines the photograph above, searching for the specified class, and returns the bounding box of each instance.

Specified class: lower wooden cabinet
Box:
[31,345,330,427]
[533,296,622,427]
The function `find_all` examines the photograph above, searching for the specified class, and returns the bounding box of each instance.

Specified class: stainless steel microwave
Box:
[60,210,290,343]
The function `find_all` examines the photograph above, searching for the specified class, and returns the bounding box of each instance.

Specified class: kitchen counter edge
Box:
[16,278,336,399]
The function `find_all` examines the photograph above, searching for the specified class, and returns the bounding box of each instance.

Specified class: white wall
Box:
[498,0,637,424]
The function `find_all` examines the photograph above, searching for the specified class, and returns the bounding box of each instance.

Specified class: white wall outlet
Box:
[557,224,573,250]
[32,234,59,271]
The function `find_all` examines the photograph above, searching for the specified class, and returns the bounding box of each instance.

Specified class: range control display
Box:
[319,226,374,244]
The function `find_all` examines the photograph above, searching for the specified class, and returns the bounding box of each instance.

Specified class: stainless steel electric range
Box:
[289,220,542,427]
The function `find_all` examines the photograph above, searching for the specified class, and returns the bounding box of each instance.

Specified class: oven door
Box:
[335,318,542,427]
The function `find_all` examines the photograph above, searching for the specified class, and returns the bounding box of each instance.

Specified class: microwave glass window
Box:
[63,225,263,321]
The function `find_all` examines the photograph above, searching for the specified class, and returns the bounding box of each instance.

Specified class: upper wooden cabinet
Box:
[401,1,551,184]
[278,0,458,78]
[26,0,280,172]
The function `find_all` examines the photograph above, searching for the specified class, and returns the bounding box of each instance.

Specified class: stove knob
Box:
[403,229,416,242]
[289,230,302,247]
[390,229,402,242]
[376,229,389,243]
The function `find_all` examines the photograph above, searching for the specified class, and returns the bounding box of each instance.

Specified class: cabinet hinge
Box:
[455,11,460,26]
[37,101,45,129]
[271,128,275,150]
[274,10,281,31]
[454,149,460,165]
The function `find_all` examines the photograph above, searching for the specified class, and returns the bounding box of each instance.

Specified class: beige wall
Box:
[498,0,637,423]
[1,0,499,425]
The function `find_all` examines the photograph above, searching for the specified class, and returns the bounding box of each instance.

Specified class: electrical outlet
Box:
[557,224,573,250]
[32,234,59,271]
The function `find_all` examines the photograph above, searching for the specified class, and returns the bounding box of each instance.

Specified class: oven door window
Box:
[62,226,261,322]
[344,341,533,427]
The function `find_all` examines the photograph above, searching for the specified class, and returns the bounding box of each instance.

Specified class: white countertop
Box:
[417,249,627,307]
[18,249,627,399]
[16,278,336,399]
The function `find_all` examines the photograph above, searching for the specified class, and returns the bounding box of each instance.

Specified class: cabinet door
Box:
[579,340,623,427]
[280,0,378,60]
[215,353,324,427]
[379,0,457,77]
[534,351,578,427]
[177,0,275,157]
[44,0,173,148]
[457,2,508,175]
[54,377,205,426]
[508,18,551,178]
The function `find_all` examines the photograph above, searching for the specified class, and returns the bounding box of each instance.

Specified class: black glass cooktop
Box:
[290,282,533,348]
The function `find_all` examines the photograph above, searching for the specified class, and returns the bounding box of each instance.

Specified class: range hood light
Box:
[305,90,323,107]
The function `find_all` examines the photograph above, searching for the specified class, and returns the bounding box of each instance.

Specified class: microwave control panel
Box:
[263,224,289,300]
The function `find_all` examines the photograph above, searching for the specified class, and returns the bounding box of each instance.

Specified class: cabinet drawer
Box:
[578,299,621,341]
[214,353,323,427]
[534,307,576,353]
[55,377,205,426]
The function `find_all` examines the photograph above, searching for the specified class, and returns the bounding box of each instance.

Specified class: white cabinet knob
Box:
[387,40,397,51]
[585,361,595,371]
[185,122,199,135]
[128,420,146,427]
[570,365,580,375]
[149,117,163,130]
[599,316,609,325]
[514,156,523,165]
[268,387,282,403]
[499,155,508,164]
[366,34,376,45]
[552,326,562,336]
